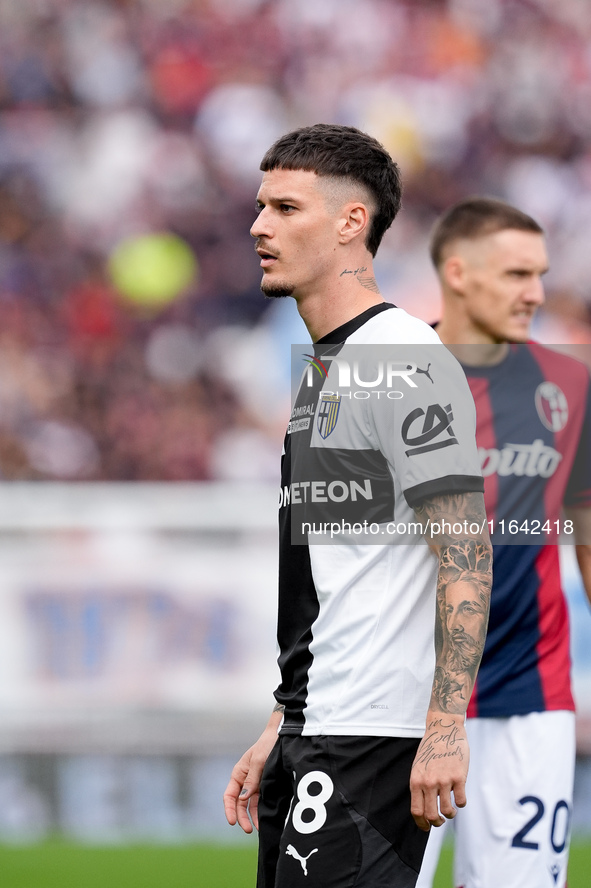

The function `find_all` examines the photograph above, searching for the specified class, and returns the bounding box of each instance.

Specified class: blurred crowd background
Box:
[1,0,591,483]
[2,0,591,850]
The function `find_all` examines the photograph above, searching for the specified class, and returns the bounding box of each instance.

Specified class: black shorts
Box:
[257,734,429,888]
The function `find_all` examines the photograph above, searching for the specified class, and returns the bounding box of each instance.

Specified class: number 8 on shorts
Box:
[292,771,335,835]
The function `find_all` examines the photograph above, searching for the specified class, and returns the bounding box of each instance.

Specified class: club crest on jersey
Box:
[317,393,341,439]
[535,382,568,432]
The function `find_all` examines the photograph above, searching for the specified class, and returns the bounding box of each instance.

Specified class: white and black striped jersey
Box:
[275,303,483,738]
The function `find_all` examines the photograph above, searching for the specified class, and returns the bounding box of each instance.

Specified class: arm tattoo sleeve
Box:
[414,492,492,715]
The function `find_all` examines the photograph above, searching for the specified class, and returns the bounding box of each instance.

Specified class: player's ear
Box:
[337,203,369,245]
[441,255,467,294]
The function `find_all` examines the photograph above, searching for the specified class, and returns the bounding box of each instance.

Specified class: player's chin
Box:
[505,334,530,344]
[505,321,534,343]
[261,278,295,299]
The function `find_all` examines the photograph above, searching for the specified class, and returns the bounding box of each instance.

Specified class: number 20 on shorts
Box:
[511,796,571,854]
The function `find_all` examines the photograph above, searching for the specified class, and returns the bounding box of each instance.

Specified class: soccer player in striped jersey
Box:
[417,198,591,888]
[223,125,492,888]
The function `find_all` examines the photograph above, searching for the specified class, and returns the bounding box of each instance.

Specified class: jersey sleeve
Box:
[364,343,484,508]
[564,369,591,508]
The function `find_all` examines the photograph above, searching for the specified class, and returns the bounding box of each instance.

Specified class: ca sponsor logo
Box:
[535,382,568,432]
[402,403,458,456]
[479,439,562,478]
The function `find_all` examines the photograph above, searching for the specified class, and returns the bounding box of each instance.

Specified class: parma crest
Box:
[317,393,341,439]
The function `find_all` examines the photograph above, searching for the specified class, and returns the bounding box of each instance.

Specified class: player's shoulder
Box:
[527,341,590,383]
[346,306,441,345]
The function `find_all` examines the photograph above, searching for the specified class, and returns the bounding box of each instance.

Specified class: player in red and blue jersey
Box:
[417,198,591,888]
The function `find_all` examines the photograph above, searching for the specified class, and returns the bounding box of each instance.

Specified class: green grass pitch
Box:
[0,840,589,887]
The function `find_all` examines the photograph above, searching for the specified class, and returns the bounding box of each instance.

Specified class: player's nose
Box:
[250,208,273,239]
[526,277,545,306]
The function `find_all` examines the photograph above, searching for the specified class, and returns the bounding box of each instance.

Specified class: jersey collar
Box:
[316,302,396,345]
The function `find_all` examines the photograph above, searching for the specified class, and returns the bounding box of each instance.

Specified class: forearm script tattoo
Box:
[415,492,492,715]
[413,717,465,769]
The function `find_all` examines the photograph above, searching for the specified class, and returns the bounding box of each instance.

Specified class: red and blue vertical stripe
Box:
[465,345,591,718]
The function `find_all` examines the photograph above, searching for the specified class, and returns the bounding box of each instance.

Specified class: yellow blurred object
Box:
[361,95,425,177]
[108,233,198,310]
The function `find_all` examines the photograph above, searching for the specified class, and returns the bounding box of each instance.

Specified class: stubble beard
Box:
[261,277,295,299]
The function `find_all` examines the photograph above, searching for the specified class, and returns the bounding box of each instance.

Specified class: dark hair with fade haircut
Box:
[430,197,544,269]
[260,123,402,257]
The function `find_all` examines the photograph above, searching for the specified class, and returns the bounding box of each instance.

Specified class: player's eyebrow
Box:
[258,194,300,206]
[274,195,299,205]
[506,263,550,276]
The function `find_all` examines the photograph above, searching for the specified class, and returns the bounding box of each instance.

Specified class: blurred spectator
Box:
[0,0,589,480]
